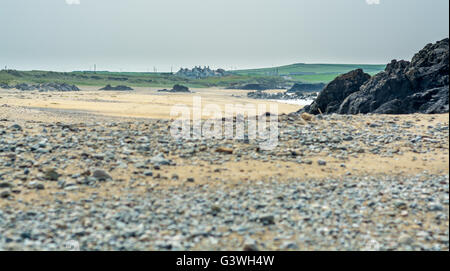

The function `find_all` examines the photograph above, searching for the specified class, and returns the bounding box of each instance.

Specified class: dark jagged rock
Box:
[15,83,37,91]
[302,69,371,114]
[302,38,449,115]
[37,83,80,92]
[247,90,317,100]
[158,84,190,93]
[0,83,13,89]
[338,61,411,114]
[11,82,80,92]
[172,84,189,92]
[99,84,133,91]
[287,83,325,94]
[339,38,449,114]
[372,86,449,114]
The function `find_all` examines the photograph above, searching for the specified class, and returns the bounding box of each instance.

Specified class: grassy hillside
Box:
[0,63,386,89]
[0,70,286,89]
[233,63,386,83]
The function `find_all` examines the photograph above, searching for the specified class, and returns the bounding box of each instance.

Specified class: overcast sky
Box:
[0,0,448,72]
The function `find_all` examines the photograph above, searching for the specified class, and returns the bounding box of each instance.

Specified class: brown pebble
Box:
[215,147,233,154]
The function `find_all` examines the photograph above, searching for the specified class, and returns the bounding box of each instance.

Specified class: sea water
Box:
[271,99,314,106]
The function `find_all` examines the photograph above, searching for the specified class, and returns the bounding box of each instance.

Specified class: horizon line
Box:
[2,62,387,73]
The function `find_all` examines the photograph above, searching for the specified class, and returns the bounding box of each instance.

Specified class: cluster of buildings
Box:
[175,66,228,79]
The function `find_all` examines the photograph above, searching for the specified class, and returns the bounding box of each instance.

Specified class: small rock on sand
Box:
[301,113,314,121]
[92,169,112,181]
[215,147,233,154]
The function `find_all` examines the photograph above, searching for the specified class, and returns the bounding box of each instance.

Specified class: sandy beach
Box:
[0,87,301,120]
[0,87,448,250]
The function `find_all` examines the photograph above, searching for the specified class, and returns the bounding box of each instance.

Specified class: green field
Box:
[0,69,288,89]
[233,63,386,83]
[0,63,386,89]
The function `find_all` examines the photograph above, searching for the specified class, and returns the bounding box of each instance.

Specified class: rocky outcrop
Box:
[172,84,190,92]
[371,86,449,114]
[7,82,80,92]
[0,83,13,89]
[15,83,37,91]
[247,90,317,100]
[158,84,190,93]
[302,69,371,114]
[302,38,449,115]
[240,84,271,91]
[39,83,80,92]
[99,85,133,91]
[337,61,411,114]
[228,83,284,91]
[287,83,325,94]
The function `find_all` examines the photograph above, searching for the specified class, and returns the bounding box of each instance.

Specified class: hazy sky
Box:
[0,0,448,71]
